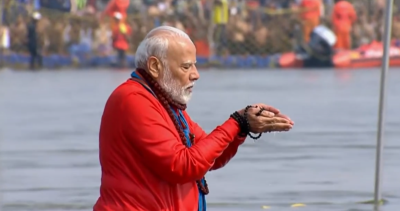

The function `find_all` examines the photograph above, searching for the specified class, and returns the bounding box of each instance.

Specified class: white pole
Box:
[374,0,394,210]
[0,0,3,69]
[0,0,3,209]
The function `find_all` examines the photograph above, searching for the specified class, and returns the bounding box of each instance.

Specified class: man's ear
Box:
[147,56,162,79]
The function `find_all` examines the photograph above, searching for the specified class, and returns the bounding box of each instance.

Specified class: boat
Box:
[278,25,400,69]
[332,41,400,68]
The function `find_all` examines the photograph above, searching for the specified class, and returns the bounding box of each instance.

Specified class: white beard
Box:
[158,66,194,104]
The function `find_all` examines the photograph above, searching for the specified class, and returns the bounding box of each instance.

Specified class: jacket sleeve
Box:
[121,92,241,184]
[210,136,245,170]
[183,113,246,171]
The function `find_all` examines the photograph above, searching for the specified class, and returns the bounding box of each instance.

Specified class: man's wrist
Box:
[230,111,249,136]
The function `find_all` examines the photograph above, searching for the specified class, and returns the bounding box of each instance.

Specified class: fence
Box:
[0,0,397,69]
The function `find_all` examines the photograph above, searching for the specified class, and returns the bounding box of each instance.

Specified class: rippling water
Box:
[1,68,400,211]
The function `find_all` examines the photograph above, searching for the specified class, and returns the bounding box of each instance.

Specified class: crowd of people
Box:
[1,0,400,68]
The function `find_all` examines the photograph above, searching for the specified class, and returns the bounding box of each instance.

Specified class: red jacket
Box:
[93,78,246,211]
[112,23,131,51]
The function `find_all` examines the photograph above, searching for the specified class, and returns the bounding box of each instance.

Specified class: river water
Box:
[0,68,399,211]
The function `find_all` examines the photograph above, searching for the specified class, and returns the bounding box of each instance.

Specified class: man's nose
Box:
[190,65,200,81]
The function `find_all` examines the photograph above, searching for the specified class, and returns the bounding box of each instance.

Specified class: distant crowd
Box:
[1,0,400,60]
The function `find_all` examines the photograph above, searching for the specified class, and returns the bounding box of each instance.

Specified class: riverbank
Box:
[0,53,280,70]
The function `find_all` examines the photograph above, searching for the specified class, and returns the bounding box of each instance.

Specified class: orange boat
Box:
[332,41,400,68]
[279,25,400,69]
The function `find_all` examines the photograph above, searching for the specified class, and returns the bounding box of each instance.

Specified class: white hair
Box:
[134,26,191,69]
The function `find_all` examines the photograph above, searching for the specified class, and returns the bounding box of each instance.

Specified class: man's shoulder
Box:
[101,79,163,123]
[102,79,160,118]
[109,79,154,101]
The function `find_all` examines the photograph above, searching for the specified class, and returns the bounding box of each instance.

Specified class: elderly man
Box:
[94,26,294,211]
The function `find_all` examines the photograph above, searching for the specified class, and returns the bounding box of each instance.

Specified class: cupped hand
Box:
[238,104,294,133]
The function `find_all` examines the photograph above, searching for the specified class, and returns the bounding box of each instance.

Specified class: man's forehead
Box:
[167,39,196,62]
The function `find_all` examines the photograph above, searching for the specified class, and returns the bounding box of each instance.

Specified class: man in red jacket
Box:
[93,26,294,211]
[112,12,131,67]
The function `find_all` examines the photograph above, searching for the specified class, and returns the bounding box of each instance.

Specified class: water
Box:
[0,68,399,211]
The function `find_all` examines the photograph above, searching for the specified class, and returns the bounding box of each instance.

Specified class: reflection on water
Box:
[0,68,399,211]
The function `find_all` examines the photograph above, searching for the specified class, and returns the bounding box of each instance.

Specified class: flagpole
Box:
[0,0,3,69]
[0,0,3,207]
[373,0,394,210]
